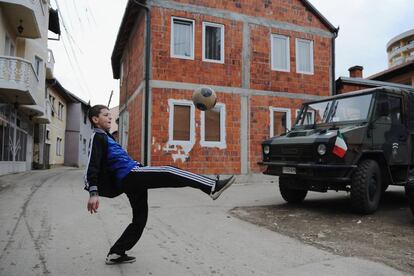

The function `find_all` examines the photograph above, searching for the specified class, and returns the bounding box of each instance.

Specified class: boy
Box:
[85,105,235,265]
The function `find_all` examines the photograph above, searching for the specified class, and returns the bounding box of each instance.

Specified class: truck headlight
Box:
[317,144,327,156]
[263,145,270,155]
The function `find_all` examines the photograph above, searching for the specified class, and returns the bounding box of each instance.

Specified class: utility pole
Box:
[107,90,113,107]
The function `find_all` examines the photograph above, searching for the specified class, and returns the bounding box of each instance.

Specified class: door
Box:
[372,93,409,164]
[44,144,50,169]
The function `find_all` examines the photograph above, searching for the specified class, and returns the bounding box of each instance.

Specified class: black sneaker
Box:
[105,253,136,265]
[210,175,236,200]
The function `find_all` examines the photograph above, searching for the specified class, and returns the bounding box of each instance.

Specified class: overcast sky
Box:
[48,0,414,108]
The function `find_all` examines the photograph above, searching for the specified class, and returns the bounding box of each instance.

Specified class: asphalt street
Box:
[0,167,406,275]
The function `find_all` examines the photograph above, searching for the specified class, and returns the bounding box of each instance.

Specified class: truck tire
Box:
[351,159,382,214]
[279,177,308,203]
[405,185,414,216]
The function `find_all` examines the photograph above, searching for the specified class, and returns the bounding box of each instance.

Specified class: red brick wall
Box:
[337,83,373,94]
[250,95,306,172]
[127,93,143,162]
[374,72,414,86]
[151,9,243,86]
[250,26,331,95]
[170,0,331,32]
[119,13,146,107]
[119,1,333,174]
[150,88,241,174]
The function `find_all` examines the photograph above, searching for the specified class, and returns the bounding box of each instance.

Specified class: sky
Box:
[48,0,414,108]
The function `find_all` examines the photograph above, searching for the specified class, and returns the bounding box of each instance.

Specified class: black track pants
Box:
[109,166,216,254]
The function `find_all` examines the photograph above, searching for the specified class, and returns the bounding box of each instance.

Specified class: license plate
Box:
[282,167,296,174]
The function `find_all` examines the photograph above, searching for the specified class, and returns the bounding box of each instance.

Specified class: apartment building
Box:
[337,30,414,94]
[112,0,338,175]
[46,78,92,168]
[0,0,60,175]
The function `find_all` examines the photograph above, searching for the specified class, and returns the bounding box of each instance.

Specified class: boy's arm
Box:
[85,134,105,213]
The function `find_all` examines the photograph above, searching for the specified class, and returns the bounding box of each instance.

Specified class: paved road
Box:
[0,168,406,275]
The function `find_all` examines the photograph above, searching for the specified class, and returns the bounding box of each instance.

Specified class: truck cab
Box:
[260,86,414,214]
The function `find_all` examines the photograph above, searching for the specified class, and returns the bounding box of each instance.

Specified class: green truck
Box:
[260,86,414,214]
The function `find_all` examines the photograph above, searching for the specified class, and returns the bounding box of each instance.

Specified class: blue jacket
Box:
[84,128,138,198]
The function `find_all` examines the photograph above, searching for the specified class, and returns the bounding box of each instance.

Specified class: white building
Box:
[0,0,60,175]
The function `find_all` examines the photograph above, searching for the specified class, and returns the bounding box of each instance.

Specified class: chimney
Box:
[348,65,364,78]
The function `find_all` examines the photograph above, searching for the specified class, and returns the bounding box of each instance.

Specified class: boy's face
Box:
[92,108,112,131]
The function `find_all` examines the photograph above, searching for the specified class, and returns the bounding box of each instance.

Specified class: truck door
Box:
[372,93,409,165]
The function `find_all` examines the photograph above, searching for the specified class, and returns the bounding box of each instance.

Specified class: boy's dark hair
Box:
[88,105,109,126]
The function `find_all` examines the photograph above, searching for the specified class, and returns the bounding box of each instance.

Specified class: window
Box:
[49,95,55,116]
[4,35,15,56]
[83,138,87,154]
[296,38,314,74]
[270,108,291,137]
[46,129,50,140]
[168,100,195,145]
[374,93,402,124]
[296,109,315,125]
[56,137,62,156]
[271,34,290,72]
[171,17,194,59]
[201,104,226,148]
[34,56,43,77]
[58,102,64,120]
[202,22,224,63]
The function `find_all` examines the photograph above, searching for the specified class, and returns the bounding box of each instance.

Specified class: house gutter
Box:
[332,27,339,95]
[132,0,151,166]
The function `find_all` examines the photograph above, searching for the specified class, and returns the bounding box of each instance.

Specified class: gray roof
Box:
[336,77,414,90]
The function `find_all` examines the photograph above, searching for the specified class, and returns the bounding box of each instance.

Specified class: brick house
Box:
[336,62,414,94]
[111,0,338,175]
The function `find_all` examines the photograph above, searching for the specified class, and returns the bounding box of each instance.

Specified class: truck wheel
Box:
[351,159,382,214]
[279,177,308,203]
[405,186,414,216]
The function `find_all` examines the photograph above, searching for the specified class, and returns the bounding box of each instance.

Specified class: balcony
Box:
[46,49,55,79]
[0,0,42,38]
[0,55,39,105]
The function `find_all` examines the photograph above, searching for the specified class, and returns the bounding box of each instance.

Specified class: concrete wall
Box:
[48,87,67,166]
[78,104,92,167]
[64,103,92,168]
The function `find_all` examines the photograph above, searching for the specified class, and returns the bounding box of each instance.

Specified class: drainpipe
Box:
[131,0,151,166]
[332,27,339,95]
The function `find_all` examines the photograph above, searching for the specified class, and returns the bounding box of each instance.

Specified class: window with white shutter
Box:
[296,38,314,74]
[271,34,290,72]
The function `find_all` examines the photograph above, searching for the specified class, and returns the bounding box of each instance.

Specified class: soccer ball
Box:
[192,86,217,111]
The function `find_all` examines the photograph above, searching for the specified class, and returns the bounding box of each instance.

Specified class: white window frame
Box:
[58,102,64,120]
[271,34,290,72]
[171,17,195,60]
[34,56,43,77]
[56,137,62,156]
[270,107,291,137]
[296,109,315,124]
[168,99,195,146]
[295,38,314,75]
[202,22,225,63]
[200,103,226,148]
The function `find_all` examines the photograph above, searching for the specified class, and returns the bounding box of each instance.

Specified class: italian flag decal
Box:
[332,130,348,158]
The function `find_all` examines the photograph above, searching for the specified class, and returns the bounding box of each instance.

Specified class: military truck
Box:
[259,86,414,214]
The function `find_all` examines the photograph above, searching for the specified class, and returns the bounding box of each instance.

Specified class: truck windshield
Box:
[296,94,373,126]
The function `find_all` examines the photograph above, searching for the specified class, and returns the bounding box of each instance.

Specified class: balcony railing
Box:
[0,55,39,105]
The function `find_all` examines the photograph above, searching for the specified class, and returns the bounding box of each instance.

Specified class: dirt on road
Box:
[230,190,414,274]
